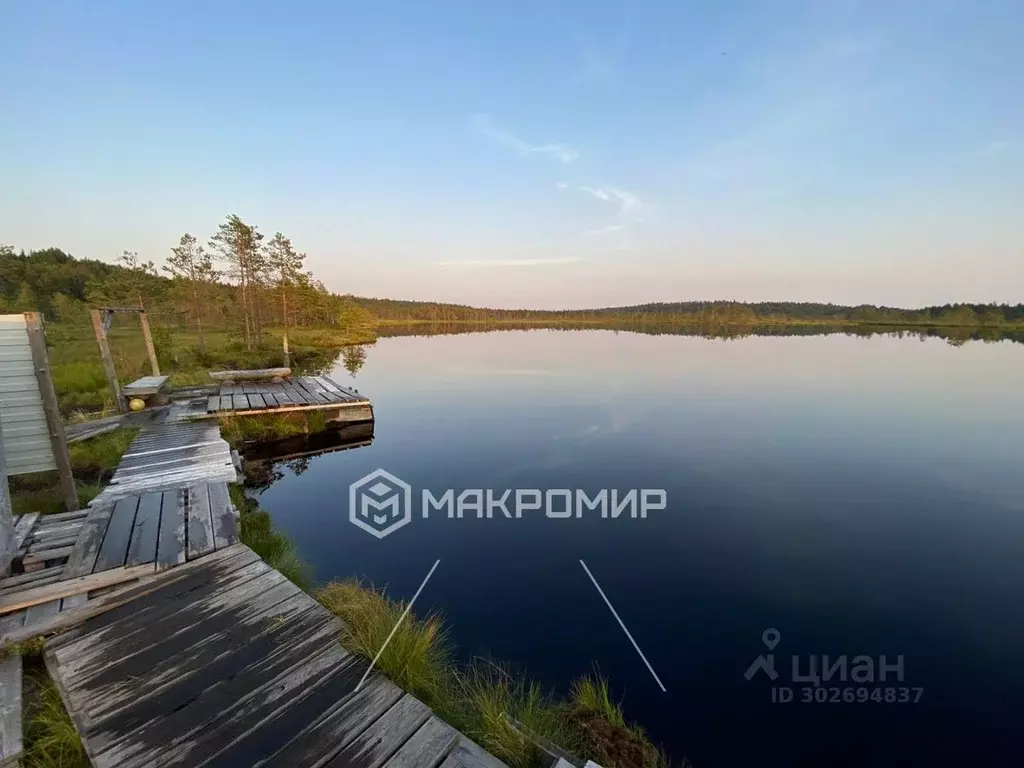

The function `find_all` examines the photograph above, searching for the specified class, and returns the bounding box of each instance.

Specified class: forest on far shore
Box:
[3,232,1023,335]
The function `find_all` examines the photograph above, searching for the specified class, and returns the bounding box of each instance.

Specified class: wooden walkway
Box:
[0,482,239,645]
[205,376,371,418]
[1,380,510,768]
[44,545,506,768]
[89,423,239,506]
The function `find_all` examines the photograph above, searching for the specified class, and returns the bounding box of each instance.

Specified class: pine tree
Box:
[209,215,265,348]
[165,233,219,351]
[264,232,305,327]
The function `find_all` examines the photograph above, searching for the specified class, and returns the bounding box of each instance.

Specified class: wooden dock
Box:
[204,375,372,423]
[0,377,512,768]
[43,545,507,768]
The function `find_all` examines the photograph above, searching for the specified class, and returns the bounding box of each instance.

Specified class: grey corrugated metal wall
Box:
[0,314,56,474]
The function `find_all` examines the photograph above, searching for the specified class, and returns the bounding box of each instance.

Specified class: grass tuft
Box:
[316,580,451,701]
[313,581,676,768]
[570,673,626,728]
[22,669,89,768]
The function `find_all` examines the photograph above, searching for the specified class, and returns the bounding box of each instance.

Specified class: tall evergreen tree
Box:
[209,215,265,348]
[164,233,219,351]
[264,232,305,327]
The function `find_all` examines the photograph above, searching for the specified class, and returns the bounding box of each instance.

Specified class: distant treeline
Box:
[359,297,1024,327]
[2,244,1022,333]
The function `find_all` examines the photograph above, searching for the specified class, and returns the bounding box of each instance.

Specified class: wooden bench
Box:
[208,368,291,385]
[122,375,170,408]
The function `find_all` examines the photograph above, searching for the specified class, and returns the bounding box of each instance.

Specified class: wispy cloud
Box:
[437,256,584,268]
[583,224,625,237]
[472,114,579,164]
[575,185,644,218]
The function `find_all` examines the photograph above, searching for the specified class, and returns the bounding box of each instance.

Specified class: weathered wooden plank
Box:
[261,674,403,768]
[92,638,350,768]
[0,570,64,597]
[24,598,61,625]
[122,375,169,397]
[0,566,64,591]
[208,483,236,549]
[373,715,460,768]
[60,569,296,707]
[12,513,39,552]
[21,545,74,565]
[125,493,162,568]
[25,312,79,510]
[52,557,272,667]
[208,368,290,382]
[322,693,431,768]
[84,597,331,740]
[0,654,22,764]
[209,656,385,768]
[295,378,331,404]
[207,395,221,413]
[185,483,214,560]
[64,506,114,578]
[26,547,253,651]
[38,509,90,523]
[271,387,295,405]
[93,497,140,573]
[0,564,156,616]
[60,594,88,611]
[247,393,267,409]
[155,489,185,571]
[439,738,511,768]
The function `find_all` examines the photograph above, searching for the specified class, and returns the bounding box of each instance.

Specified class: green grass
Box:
[42,322,376,418]
[218,413,327,449]
[570,674,626,728]
[230,486,310,589]
[67,428,138,482]
[314,581,677,767]
[317,580,451,699]
[19,655,89,768]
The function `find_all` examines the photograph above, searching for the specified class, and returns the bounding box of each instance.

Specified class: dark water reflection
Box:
[251,329,1024,768]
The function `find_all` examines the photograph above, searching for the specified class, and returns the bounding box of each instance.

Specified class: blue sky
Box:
[2,0,1021,308]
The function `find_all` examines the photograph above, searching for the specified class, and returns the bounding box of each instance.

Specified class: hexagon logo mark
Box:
[349,468,412,539]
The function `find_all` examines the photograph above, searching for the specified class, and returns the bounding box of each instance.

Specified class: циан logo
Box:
[349,468,412,539]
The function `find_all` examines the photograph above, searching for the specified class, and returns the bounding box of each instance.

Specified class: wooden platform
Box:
[122,375,170,398]
[89,423,238,506]
[44,545,507,768]
[0,482,239,647]
[205,376,370,418]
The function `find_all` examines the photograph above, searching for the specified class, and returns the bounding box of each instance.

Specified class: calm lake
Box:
[252,329,1024,767]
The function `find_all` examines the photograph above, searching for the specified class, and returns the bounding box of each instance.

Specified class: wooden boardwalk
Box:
[0,377,511,768]
[205,375,371,419]
[44,545,506,768]
[89,423,239,506]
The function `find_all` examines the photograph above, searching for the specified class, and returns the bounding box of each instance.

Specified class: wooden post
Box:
[0,414,14,577]
[138,310,160,376]
[24,312,79,512]
[91,309,125,414]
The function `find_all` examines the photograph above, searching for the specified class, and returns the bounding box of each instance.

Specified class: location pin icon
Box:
[762,628,781,650]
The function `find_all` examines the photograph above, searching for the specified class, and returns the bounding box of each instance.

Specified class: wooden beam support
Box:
[0,563,157,616]
[138,310,160,376]
[24,312,79,511]
[0,416,13,578]
[91,309,125,414]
